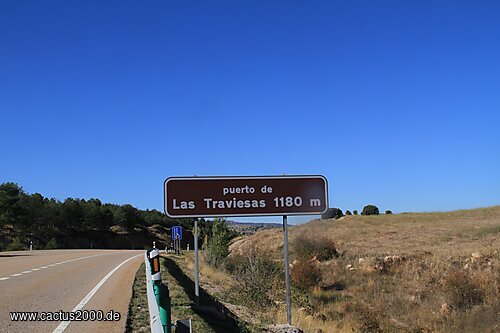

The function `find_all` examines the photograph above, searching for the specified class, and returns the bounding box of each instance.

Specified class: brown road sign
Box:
[164,175,328,218]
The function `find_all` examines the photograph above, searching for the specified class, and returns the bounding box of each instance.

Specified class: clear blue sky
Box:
[1,1,499,224]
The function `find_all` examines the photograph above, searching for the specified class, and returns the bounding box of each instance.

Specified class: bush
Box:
[361,205,379,215]
[225,248,283,308]
[5,236,24,251]
[205,218,230,268]
[347,302,382,333]
[291,260,322,290]
[293,236,339,261]
[345,210,352,215]
[385,210,392,215]
[321,208,343,219]
[46,237,58,249]
[442,270,484,311]
[353,210,358,215]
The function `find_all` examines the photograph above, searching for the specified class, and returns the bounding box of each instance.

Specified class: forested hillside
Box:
[0,182,213,251]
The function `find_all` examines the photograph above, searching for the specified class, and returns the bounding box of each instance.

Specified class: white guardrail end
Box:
[145,251,164,333]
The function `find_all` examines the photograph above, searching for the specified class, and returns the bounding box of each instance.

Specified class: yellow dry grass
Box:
[230,206,500,258]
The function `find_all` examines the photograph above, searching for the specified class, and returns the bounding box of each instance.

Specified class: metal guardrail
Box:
[145,251,164,333]
[145,245,192,333]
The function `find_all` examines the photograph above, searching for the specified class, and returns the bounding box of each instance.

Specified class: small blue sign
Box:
[172,226,182,240]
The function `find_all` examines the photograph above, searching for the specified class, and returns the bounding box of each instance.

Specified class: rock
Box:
[384,255,403,264]
[346,264,353,270]
[471,252,482,263]
[464,263,469,269]
[265,324,304,333]
[471,252,482,260]
[358,257,366,265]
[440,303,452,316]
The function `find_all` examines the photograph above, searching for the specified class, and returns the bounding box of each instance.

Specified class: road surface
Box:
[0,249,143,333]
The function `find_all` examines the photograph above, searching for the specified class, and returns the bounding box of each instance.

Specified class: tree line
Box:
[0,182,214,251]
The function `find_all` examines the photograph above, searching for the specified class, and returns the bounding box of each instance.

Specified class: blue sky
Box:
[1,1,499,224]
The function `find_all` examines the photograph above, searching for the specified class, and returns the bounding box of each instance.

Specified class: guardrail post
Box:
[149,244,172,333]
[159,282,172,333]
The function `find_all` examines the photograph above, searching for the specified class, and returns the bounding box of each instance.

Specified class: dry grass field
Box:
[228,206,500,332]
[230,206,500,258]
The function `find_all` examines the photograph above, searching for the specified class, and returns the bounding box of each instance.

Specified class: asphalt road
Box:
[0,249,143,333]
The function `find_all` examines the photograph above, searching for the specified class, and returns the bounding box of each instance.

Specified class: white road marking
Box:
[1,253,118,281]
[52,254,142,333]
[0,277,9,281]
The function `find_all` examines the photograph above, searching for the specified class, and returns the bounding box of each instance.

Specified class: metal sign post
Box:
[194,219,200,305]
[283,215,292,325]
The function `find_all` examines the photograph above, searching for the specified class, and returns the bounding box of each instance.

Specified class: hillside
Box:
[230,206,500,258]
[225,206,500,332]
[227,220,282,235]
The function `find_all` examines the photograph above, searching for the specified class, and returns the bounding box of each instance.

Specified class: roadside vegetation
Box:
[126,263,149,333]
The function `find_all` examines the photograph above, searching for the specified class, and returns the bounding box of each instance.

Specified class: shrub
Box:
[353,210,358,215]
[321,208,343,219]
[385,210,392,214]
[361,205,379,215]
[293,236,338,261]
[347,302,382,333]
[206,218,230,268]
[442,270,484,311]
[345,210,352,215]
[5,236,24,251]
[291,260,322,290]
[46,237,58,249]
[225,248,283,307]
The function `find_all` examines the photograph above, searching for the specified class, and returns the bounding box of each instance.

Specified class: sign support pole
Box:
[194,219,200,305]
[283,215,292,325]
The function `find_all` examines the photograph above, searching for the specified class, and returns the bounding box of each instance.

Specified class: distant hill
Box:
[226,220,281,235]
